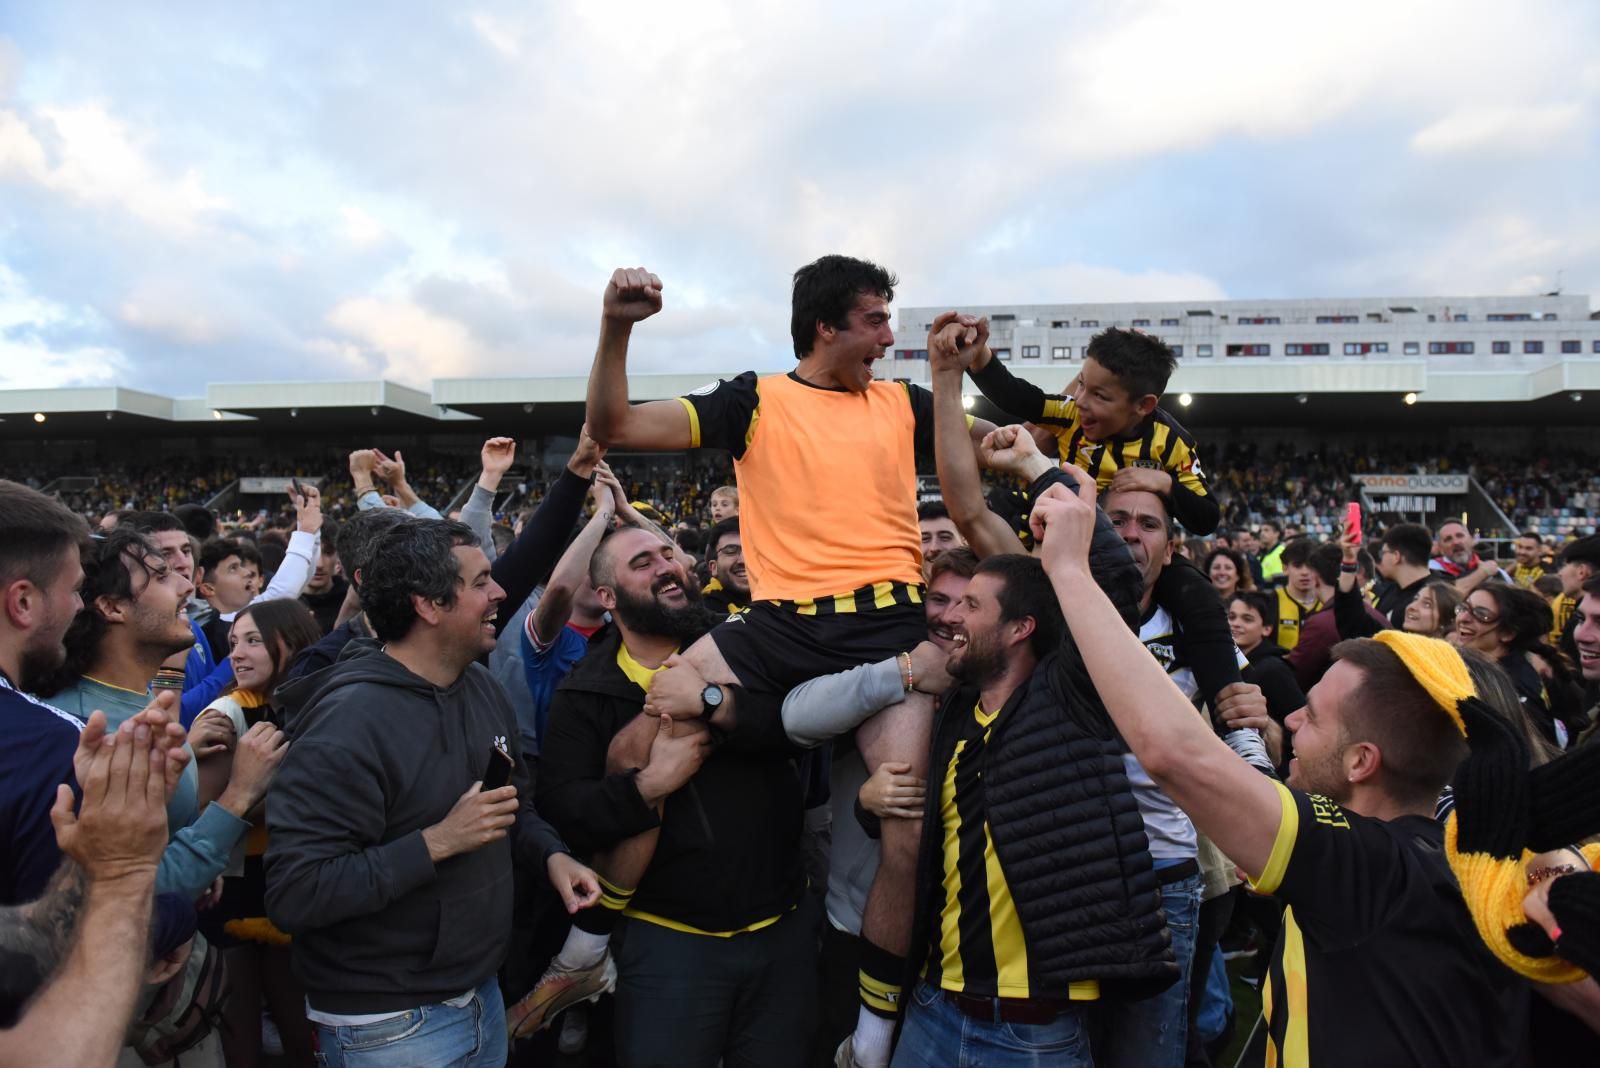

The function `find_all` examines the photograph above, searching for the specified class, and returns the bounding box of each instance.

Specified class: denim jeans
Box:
[891,980,1094,1068]
[311,977,505,1068]
[1091,869,1204,1068]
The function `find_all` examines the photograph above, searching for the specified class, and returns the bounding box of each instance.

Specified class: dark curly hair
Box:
[34,529,165,698]
[790,254,897,358]
[358,520,481,643]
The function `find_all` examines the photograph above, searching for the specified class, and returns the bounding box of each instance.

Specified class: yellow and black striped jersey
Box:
[1274,588,1324,652]
[928,703,1099,1002]
[968,357,1218,534]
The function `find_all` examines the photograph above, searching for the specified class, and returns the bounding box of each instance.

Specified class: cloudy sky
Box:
[2,1,1597,394]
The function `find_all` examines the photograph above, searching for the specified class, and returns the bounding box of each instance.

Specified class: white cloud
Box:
[341,205,386,245]
[326,296,485,384]
[1410,103,1585,155]
[0,263,130,388]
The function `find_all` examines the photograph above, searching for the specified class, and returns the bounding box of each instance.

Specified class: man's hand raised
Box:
[568,424,606,479]
[479,437,517,488]
[980,424,1053,482]
[603,268,664,324]
[927,311,988,375]
[1030,465,1099,576]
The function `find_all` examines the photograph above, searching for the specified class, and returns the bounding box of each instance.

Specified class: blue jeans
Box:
[1092,869,1203,1068]
[891,980,1094,1068]
[311,977,506,1068]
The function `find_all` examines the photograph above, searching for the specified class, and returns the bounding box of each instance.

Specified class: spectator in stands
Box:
[196,486,322,660]
[1512,531,1548,589]
[1258,520,1285,583]
[709,485,739,523]
[1273,537,1325,652]
[1434,518,1509,593]
[265,520,597,1068]
[284,509,413,682]
[298,520,346,635]
[121,512,234,727]
[1402,579,1463,640]
[1455,582,1583,747]
[702,516,748,615]
[1033,482,1530,1068]
[35,529,286,903]
[1375,522,1440,628]
[916,500,965,570]
[1575,576,1599,686]
[0,480,91,907]
[1292,541,1388,688]
[0,703,191,1068]
[349,449,443,519]
[191,599,322,1068]
[519,470,622,755]
[1204,545,1254,602]
[1228,590,1300,767]
[1552,535,1600,656]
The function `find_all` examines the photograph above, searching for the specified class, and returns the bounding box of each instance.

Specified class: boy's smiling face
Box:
[1075,357,1158,442]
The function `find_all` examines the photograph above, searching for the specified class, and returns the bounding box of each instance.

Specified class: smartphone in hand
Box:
[483,745,515,791]
[1345,502,1362,545]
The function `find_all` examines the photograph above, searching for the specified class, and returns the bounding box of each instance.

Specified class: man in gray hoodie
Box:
[264,519,600,1068]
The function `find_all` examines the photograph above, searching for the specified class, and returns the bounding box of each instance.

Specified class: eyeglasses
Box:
[1455,603,1499,625]
[715,545,743,560]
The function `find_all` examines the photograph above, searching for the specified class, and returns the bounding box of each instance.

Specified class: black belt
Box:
[1155,858,1200,886]
[942,991,1078,1024]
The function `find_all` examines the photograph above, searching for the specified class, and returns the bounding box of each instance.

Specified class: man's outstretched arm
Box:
[1033,472,1283,880]
[585,268,695,450]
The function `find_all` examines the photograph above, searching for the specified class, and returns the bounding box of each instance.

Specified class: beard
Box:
[16,637,68,695]
[1286,745,1352,804]
[612,576,709,645]
[948,628,1007,689]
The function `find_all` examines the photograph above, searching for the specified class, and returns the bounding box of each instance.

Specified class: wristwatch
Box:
[700,684,724,721]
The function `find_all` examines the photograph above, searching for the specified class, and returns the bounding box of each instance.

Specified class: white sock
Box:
[852,1007,894,1068]
[553,928,609,971]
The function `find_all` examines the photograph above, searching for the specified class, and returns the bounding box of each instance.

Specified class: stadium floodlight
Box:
[1404,392,1418,406]
[1178,393,1193,407]
[33,412,45,423]
[961,395,976,411]
[290,408,299,417]
[1295,393,1308,404]
[212,409,223,420]
[1572,392,1584,402]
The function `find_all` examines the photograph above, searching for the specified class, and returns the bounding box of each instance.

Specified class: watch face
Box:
[703,684,723,707]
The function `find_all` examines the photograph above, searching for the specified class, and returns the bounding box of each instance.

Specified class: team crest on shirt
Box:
[687,381,721,396]
[1132,460,1162,470]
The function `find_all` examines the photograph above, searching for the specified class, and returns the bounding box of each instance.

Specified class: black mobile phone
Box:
[483,745,515,791]
[290,477,305,499]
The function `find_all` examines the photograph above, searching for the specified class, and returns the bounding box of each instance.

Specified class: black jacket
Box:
[908,657,1178,1001]
[906,471,1177,1000]
[537,625,806,933]
[263,639,565,1014]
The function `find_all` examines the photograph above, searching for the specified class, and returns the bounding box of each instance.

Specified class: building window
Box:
[1428,342,1474,354]
[1236,316,1281,325]
[1080,320,1099,328]
[1316,315,1359,324]
[1286,343,1331,355]
[1052,346,1069,360]
[1561,340,1581,354]
[1171,345,1184,357]
[994,348,1012,361]
[1051,320,1071,328]
[1022,345,1040,359]
[1197,344,1213,357]
[1342,342,1388,355]
[1543,313,1558,321]
[1492,341,1510,354]
[1488,313,1532,322]
[1525,341,1544,354]
[1131,318,1150,327]
[1593,340,1600,354]
[1225,344,1270,356]
[1403,342,1420,355]
[1453,314,1468,322]
[1160,317,1180,326]
[894,349,929,360]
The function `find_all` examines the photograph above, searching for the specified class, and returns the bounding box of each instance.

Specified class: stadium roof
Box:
[4,358,1600,440]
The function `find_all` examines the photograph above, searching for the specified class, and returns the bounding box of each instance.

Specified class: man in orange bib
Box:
[583,257,995,1066]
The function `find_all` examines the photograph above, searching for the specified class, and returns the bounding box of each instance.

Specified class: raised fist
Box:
[603,267,665,324]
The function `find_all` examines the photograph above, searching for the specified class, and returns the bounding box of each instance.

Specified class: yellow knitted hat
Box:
[1370,630,1470,737]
